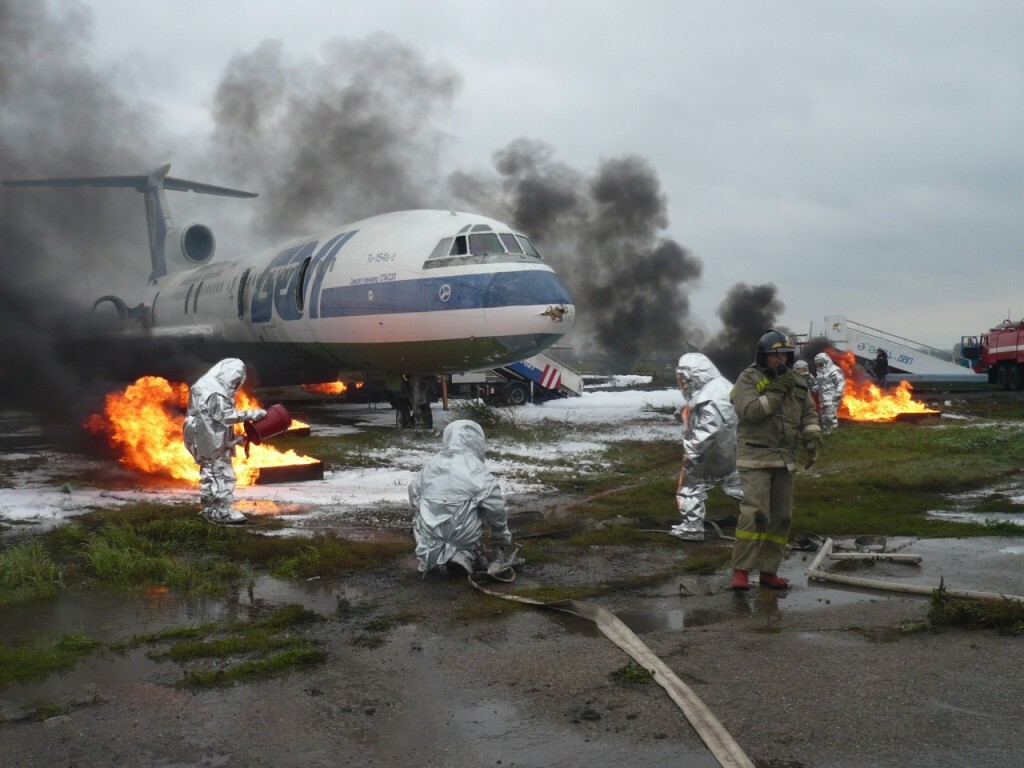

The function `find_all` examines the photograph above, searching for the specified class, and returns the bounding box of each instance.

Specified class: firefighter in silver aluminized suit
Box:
[671,353,744,541]
[183,359,266,524]
[814,352,846,434]
[409,420,513,575]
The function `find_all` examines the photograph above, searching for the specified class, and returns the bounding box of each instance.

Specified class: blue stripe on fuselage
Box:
[318,270,572,318]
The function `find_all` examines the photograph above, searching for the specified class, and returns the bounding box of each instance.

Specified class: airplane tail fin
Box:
[3,164,257,281]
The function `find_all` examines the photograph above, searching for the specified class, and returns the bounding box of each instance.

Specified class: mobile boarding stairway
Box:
[805,315,986,391]
[450,352,584,405]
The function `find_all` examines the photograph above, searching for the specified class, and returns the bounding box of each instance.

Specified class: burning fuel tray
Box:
[893,412,939,424]
[255,461,324,484]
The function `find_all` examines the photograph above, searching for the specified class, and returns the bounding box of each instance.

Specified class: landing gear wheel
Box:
[998,366,1011,391]
[417,403,433,429]
[397,403,413,428]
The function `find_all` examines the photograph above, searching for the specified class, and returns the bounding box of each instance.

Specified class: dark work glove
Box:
[765,369,797,396]
[804,435,822,469]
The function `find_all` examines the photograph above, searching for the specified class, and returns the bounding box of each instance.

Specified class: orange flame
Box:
[828,350,939,422]
[84,376,317,487]
[301,380,363,395]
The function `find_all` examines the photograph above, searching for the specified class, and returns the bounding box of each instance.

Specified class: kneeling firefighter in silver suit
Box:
[183,359,266,524]
[671,353,744,541]
[409,420,513,575]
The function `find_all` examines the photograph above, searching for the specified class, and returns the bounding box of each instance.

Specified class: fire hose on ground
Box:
[806,537,1024,603]
[468,572,756,768]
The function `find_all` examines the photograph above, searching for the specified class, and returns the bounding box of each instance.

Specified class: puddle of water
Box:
[928,510,1024,527]
[615,607,728,633]
[1,575,343,646]
[0,575,349,707]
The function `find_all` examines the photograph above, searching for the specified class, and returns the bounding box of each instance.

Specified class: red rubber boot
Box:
[759,572,790,589]
[731,569,750,591]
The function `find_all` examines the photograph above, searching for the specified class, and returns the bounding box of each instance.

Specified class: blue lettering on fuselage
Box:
[308,231,357,319]
[249,230,357,323]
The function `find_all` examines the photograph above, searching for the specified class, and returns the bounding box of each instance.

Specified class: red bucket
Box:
[244,403,292,445]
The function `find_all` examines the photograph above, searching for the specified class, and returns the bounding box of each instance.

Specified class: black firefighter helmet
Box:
[755,329,796,368]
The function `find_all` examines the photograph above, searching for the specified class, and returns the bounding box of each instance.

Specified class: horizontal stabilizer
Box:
[3,172,257,199]
[3,164,256,281]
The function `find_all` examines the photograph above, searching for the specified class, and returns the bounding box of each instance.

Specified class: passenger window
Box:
[469,232,502,255]
[450,235,468,256]
[499,233,523,253]
[516,235,542,259]
[428,237,454,261]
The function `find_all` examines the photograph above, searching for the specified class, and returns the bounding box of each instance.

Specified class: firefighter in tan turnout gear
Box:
[671,353,744,541]
[730,331,821,591]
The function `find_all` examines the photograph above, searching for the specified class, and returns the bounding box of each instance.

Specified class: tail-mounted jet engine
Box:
[166,223,215,268]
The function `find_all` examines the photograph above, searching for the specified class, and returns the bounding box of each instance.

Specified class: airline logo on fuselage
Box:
[250,230,356,322]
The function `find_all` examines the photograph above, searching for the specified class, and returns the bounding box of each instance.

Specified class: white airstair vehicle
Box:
[805,315,986,390]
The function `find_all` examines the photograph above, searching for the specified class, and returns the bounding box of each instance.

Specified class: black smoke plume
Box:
[703,283,787,380]
[449,140,703,371]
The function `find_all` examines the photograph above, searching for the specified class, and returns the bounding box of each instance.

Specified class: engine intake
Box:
[167,223,216,266]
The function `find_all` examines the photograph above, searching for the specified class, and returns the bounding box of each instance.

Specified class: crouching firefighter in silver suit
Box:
[183,358,266,525]
[671,353,744,541]
[409,420,514,575]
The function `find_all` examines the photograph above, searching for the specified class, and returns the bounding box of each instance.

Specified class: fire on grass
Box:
[84,376,317,486]
[301,380,363,396]
[829,350,939,422]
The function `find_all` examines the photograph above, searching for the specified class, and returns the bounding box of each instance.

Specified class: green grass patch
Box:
[133,603,330,687]
[610,661,654,684]
[0,632,104,686]
[266,533,410,579]
[928,585,1024,634]
[0,541,65,607]
[176,647,328,689]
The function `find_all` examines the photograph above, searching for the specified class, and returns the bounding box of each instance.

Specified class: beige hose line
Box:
[806,537,1024,604]
[469,575,755,768]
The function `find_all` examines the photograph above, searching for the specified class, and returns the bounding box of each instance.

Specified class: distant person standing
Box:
[670,353,743,541]
[814,352,846,435]
[730,331,821,591]
[874,349,889,389]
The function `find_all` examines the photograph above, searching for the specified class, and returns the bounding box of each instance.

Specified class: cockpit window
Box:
[428,237,453,261]
[469,232,502,255]
[422,227,545,269]
[499,233,522,253]
[516,235,542,258]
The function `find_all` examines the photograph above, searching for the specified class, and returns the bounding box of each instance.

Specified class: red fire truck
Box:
[961,320,1024,389]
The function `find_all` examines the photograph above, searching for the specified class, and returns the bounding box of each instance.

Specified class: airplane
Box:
[3,164,576,426]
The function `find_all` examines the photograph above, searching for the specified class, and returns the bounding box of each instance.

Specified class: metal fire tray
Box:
[255,461,324,484]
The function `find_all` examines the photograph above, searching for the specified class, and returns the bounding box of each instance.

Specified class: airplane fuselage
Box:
[143,209,575,385]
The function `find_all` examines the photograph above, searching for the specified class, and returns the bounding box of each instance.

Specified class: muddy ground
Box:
[4,528,1024,768]
[4,395,1024,767]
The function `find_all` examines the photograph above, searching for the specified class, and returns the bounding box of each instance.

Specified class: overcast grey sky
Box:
[36,1,1024,350]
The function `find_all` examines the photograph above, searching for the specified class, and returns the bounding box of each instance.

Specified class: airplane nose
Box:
[484,268,575,358]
